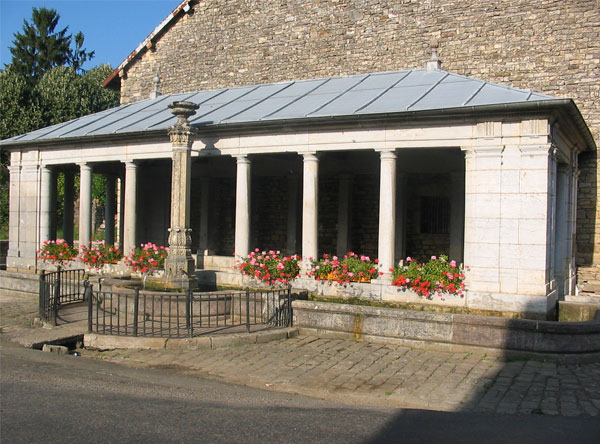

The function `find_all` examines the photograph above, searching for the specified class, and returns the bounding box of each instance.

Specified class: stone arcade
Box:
[2,58,594,319]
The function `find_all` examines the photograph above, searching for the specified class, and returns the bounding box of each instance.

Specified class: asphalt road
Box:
[1,343,599,444]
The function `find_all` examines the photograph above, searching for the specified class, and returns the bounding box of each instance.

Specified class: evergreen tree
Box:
[8,7,94,83]
[1,8,116,239]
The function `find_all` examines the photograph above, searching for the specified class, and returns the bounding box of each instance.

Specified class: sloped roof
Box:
[1,68,594,149]
[102,0,191,89]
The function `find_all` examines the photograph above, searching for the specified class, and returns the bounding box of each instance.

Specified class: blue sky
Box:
[1,0,181,70]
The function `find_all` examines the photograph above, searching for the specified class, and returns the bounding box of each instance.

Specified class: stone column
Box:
[302,153,319,269]
[122,162,137,255]
[449,170,465,263]
[377,150,397,278]
[336,174,351,257]
[62,171,75,245]
[164,101,199,289]
[78,163,93,248]
[234,155,252,259]
[104,175,116,246]
[286,175,298,255]
[39,165,53,245]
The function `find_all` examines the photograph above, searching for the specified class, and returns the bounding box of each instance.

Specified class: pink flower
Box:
[450,260,457,268]
[431,256,437,260]
[406,257,412,262]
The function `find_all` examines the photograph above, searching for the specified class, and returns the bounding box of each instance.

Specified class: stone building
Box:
[2,0,598,318]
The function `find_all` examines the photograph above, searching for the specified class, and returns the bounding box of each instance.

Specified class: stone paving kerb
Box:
[2,287,600,417]
[81,336,600,417]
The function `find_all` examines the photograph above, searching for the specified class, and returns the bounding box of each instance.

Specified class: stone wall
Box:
[350,174,379,258]
[318,176,339,255]
[405,173,452,262]
[118,0,600,265]
[252,176,289,250]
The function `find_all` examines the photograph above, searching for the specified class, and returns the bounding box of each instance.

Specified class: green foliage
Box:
[8,7,93,83]
[0,6,119,240]
[309,252,379,283]
[391,255,465,298]
[80,241,123,269]
[37,239,77,265]
[238,249,301,285]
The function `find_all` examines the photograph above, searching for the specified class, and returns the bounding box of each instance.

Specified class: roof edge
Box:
[2,99,594,152]
[102,0,193,89]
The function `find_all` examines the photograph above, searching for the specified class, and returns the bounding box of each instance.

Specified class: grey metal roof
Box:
[0,68,565,145]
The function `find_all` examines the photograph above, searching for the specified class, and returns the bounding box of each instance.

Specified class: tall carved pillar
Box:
[164,101,199,289]
[377,150,397,278]
[234,155,251,259]
[78,163,93,248]
[302,153,319,270]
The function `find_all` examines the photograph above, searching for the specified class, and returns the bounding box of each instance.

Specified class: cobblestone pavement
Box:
[0,291,38,333]
[82,335,600,417]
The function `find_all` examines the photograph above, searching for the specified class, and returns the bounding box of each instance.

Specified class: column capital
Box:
[461,146,504,158]
[122,160,138,169]
[168,101,198,148]
[77,162,93,171]
[302,152,319,162]
[378,149,397,160]
[235,154,252,164]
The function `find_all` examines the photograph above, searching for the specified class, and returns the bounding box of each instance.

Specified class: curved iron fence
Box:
[86,284,292,338]
[39,267,86,325]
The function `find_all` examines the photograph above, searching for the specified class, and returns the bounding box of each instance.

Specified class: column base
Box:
[164,255,198,290]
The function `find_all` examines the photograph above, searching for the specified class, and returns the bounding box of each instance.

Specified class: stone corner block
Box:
[84,333,167,350]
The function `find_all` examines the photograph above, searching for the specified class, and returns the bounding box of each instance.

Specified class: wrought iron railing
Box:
[39,266,86,325]
[87,285,293,338]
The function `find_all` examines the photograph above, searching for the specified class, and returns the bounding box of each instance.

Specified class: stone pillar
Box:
[377,150,397,278]
[39,165,53,245]
[286,175,298,255]
[164,101,199,289]
[62,171,75,246]
[234,155,251,259]
[302,153,319,269]
[123,162,137,255]
[336,174,351,257]
[78,163,93,248]
[449,170,465,263]
[104,175,116,246]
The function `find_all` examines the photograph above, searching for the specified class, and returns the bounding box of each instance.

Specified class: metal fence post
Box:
[186,289,191,337]
[246,288,250,333]
[39,270,45,319]
[133,288,139,337]
[287,286,292,327]
[52,270,61,326]
[86,281,93,333]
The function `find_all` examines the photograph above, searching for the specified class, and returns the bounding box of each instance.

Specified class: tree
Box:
[1,8,117,239]
[8,7,94,84]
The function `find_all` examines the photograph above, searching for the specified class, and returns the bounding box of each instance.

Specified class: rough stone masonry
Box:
[114,0,600,267]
